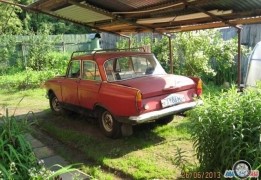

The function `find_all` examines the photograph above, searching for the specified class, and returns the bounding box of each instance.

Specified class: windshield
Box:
[104,54,166,81]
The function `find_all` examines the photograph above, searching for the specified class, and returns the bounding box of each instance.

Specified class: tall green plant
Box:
[188,86,261,172]
[26,27,61,71]
[0,110,87,179]
[0,35,21,74]
[0,110,37,179]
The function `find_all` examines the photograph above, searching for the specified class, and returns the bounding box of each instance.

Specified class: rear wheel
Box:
[99,109,121,138]
[157,115,174,125]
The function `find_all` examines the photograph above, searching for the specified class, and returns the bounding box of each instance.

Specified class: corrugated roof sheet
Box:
[28,0,261,34]
[55,5,112,23]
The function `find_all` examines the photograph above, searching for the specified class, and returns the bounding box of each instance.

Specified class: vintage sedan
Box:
[44,49,203,138]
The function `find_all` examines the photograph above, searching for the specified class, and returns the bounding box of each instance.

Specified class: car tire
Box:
[98,109,121,138]
[49,93,63,115]
[157,115,174,125]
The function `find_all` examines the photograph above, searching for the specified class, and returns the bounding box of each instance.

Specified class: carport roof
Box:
[27,0,261,35]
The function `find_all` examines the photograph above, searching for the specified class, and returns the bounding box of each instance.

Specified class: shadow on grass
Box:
[30,111,167,179]
[11,109,193,179]
[17,110,165,158]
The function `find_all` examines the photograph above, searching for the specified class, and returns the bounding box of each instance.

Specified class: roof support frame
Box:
[114,0,220,18]
[181,0,241,30]
[66,0,168,36]
[237,28,242,87]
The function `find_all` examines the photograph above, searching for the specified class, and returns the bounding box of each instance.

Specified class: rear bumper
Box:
[119,100,203,124]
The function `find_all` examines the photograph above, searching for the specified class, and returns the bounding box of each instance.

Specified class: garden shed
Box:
[2,0,261,85]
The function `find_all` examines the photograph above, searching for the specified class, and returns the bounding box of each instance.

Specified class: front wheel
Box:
[98,109,121,138]
[49,93,63,115]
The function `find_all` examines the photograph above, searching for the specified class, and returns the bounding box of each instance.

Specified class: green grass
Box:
[0,84,223,179]
[0,88,49,116]
[39,116,196,179]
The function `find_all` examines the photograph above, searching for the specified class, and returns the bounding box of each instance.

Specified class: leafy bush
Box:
[0,110,86,179]
[0,51,69,90]
[26,29,61,71]
[188,86,261,172]
[0,35,22,74]
[45,52,70,71]
[0,110,38,179]
[0,69,64,90]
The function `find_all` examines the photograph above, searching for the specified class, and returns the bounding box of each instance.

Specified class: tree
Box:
[0,3,23,34]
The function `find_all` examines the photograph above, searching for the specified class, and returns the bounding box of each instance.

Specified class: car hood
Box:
[114,74,195,98]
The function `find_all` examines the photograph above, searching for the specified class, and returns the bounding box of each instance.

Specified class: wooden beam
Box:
[28,0,67,11]
[182,0,238,28]
[99,23,131,29]
[117,0,220,18]
[160,17,261,33]
[137,10,232,24]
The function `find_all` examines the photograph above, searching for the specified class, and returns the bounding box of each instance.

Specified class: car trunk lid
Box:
[114,74,195,98]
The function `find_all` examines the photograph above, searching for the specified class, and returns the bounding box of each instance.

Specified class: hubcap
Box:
[102,111,113,132]
[52,97,61,112]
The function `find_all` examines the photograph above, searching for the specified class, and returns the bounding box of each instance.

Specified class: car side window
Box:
[67,60,80,78]
[82,61,101,81]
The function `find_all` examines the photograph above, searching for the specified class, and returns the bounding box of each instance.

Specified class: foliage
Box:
[26,28,61,71]
[0,34,22,74]
[0,0,91,35]
[0,0,90,35]
[0,68,67,90]
[172,146,194,172]
[0,110,37,179]
[0,32,70,90]
[117,35,171,72]
[117,30,250,85]
[0,109,86,179]
[188,85,261,172]
[0,3,23,35]
[45,52,70,71]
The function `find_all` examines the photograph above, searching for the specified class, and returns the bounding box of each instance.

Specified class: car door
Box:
[78,60,102,109]
[61,60,81,106]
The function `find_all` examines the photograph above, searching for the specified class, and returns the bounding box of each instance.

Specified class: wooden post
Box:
[21,42,26,67]
[237,28,241,87]
[169,36,173,74]
[62,41,65,53]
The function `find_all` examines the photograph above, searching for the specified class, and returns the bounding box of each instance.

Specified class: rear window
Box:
[104,55,166,81]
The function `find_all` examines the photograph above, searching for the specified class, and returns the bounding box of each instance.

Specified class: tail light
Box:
[136,91,142,111]
[190,77,203,97]
[196,79,203,96]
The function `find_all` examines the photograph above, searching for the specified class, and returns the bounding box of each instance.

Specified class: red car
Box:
[44,49,203,138]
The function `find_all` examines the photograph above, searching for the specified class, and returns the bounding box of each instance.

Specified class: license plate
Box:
[161,94,185,108]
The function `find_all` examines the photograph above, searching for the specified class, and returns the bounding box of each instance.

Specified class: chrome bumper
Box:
[128,100,203,124]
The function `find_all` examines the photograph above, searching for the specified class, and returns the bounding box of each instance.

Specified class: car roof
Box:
[71,51,153,63]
